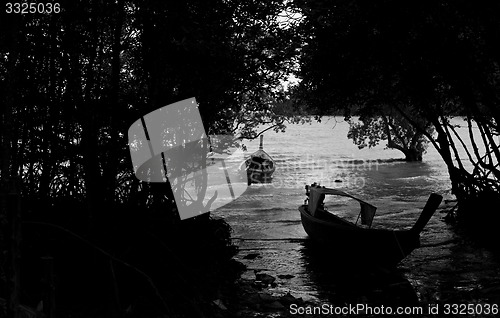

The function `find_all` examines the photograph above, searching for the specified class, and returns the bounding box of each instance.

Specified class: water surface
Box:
[213,117,500,308]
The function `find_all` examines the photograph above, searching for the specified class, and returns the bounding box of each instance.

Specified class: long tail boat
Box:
[299,184,442,266]
[245,135,275,185]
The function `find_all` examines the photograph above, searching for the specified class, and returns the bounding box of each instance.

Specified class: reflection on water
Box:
[301,241,420,306]
[213,117,500,307]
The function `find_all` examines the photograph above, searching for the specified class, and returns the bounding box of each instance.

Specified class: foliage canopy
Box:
[294,0,500,229]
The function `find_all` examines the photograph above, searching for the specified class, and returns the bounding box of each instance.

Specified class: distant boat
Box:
[299,184,442,266]
[245,135,275,185]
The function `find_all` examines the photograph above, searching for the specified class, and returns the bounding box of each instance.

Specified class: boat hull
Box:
[299,205,420,266]
[245,156,275,184]
[246,169,275,184]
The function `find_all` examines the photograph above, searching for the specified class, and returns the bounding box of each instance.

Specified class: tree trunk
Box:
[387,140,423,162]
[2,181,22,318]
[1,28,22,318]
[102,0,124,208]
[403,148,423,162]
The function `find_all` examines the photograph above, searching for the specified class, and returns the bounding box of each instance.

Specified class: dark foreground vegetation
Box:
[0,1,300,316]
[21,205,242,317]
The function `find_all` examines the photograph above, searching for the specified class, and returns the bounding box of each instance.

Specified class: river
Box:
[212,117,500,314]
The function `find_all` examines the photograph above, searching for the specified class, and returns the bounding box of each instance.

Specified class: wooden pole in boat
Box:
[259,135,264,150]
[411,193,443,233]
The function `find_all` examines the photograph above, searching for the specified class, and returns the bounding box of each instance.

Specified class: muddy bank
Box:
[220,251,421,317]
[220,212,500,317]
[220,269,421,318]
